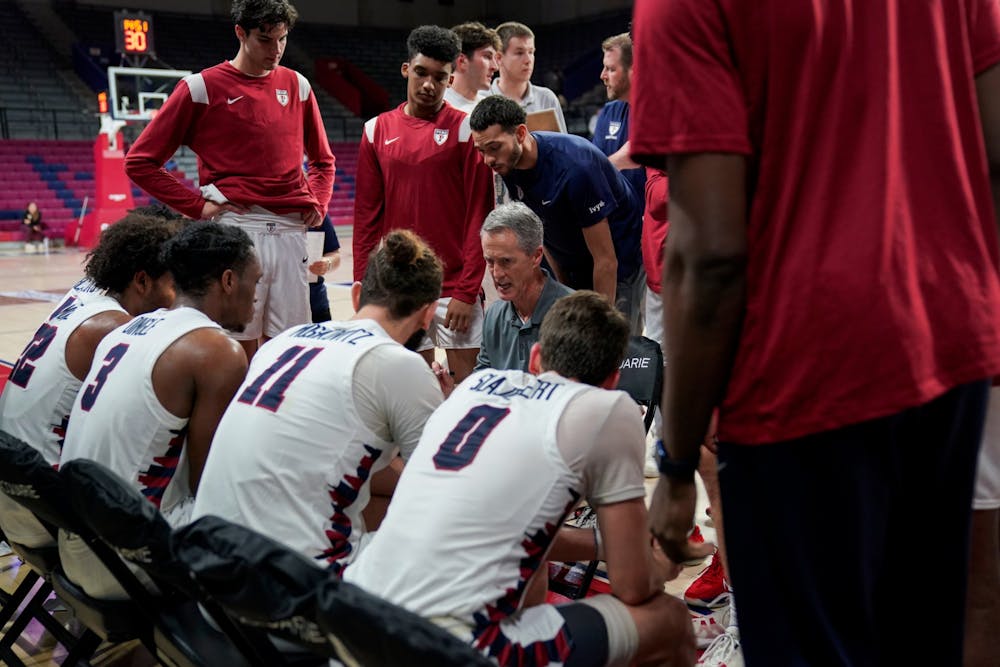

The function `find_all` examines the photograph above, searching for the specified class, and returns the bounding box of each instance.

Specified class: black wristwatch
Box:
[656,439,700,479]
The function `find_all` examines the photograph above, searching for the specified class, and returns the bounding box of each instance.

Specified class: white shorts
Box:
[416,296,484,352]
[437,594,636,667]
[975,387,1000,510]
[643,287,663,347]
[218,207,311,340]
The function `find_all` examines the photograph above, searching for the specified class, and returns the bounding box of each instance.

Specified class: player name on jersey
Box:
[121,314,165,336]
[289,322,376,345]
[467,371,561,402]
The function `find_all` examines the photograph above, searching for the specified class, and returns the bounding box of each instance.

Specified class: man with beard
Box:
[470,96,644,334]
[591,32,645,202]
[192,230,450,569]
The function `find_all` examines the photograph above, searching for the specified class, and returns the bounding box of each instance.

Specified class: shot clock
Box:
[114,10,155,57]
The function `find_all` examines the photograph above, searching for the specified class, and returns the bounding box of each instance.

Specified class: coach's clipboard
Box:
[526,109,562,133]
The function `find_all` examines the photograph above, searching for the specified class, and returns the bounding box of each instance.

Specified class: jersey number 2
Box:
[238,346,322,412]
[80,343,129,411]
[432,404,510,471]
[9,324,58,389]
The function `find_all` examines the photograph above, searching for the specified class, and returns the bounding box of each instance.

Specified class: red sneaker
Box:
[683,525,708,566]
[684,550,729,609]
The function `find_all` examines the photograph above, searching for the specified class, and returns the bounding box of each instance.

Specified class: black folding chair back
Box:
[174,516,492,667]
[59,459,191,595]
[172,516,332,657]
[314,577,494,667]
[0,429,140,665]
[60,459,284,667]
[616,335,665,435]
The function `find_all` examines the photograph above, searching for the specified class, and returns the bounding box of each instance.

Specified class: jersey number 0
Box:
[432,404,510,471]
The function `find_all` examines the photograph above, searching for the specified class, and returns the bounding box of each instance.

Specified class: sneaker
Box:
[685,550,729,608]
[566,504,598,530]
[697,630,743,667]
[683,526,708,566]
[691,605,729,649]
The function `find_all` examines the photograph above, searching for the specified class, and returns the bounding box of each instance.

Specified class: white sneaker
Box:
[691,604,729,649]
[697,630,743,666]
[644,445,659,478]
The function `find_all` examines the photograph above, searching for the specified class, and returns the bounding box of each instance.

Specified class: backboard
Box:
[107,66,191,122]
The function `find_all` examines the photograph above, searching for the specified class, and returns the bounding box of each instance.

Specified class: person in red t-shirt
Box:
[125,0,335,360]
[631,1,1000,665]
[353,25,494,383]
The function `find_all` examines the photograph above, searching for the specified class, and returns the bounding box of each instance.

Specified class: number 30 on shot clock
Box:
[114,10,155,56]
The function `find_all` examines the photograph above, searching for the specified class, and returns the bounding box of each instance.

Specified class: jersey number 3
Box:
[80,343,129,411]
[433,404,510,471]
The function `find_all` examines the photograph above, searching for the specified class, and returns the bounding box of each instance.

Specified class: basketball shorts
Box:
[0,491,53,549]
[217,207,310,340]
[438,594,637,667]
[417,296,484,352]
[975,387,1000,510]
[58,529,159,601]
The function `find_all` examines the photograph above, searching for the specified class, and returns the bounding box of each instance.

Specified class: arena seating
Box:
[0,2,95,140]
[0,138,360,239]
[0,3,624,240]
[0,140,159,242]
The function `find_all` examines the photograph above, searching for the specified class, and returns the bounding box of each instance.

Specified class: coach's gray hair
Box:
[481,202,543,254]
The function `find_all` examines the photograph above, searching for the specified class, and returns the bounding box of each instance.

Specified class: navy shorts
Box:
[718,380,989,667]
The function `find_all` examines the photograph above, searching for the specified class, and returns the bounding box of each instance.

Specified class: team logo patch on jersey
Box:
[266,222,277,234]
[275,89,289,106]
[434,128,449,145]
[608,121,622,137]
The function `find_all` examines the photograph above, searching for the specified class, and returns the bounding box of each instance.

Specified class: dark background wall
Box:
[50,0,633,29]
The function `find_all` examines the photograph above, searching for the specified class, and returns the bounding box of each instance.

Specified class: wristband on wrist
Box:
[656,439,700,479]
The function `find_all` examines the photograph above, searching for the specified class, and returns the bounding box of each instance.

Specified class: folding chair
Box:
[552,335,665,600]
[314,577,495,667]
[59,459,302,667]
[617,334,665,436]
[0,429,141,666]
[171,515,339,661]
[173,516,493,667]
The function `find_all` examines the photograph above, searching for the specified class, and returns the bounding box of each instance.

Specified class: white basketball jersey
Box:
[0,291,125,465]
[61,307,220,514]
[193,320,403,568]
[346,369,600,624]
[66,276,105,302]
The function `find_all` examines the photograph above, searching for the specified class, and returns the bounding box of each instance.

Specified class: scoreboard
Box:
[114,10,155,57]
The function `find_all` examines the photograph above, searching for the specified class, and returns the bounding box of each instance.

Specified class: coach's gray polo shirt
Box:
[489,80,567,133]
[475,270,574,372]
